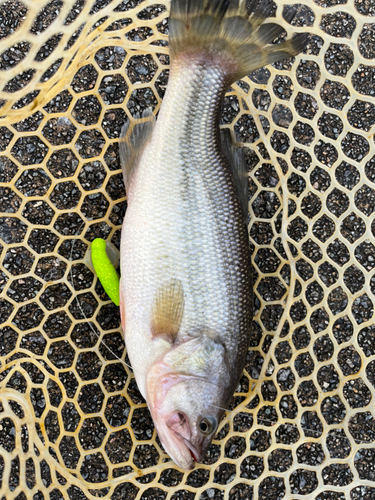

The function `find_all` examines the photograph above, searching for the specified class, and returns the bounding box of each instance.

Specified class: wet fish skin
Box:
[120,56,252,468]
[119,0,307,469]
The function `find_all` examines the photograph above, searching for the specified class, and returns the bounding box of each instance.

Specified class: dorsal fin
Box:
[151,279,184,344]
[119,108,155,192]
[220,128,248,218]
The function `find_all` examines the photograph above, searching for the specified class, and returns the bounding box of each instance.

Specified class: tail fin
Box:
[169,0,307,83]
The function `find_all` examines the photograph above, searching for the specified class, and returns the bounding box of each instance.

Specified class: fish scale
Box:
[127,68,247,326]
[178,63,249,341]
[119,0,306,469]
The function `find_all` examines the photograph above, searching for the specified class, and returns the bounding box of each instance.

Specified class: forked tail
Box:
[169,0,308,83]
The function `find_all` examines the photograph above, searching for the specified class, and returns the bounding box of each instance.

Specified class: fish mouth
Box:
[166,412,205,467]
[167,431,203,469]
[160,425,195,470]
[151,411,203,470]
[145,367,208,468]
[181,436,203,464]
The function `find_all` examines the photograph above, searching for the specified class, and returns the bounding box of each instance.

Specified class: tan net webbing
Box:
[0,0,374,498]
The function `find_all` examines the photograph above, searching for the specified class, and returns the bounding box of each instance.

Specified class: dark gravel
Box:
[0,1,374,499]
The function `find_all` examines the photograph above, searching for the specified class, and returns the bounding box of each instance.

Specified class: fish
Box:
[119,0,307,470]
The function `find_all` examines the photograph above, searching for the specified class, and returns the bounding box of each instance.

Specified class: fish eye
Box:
[199,417,217,435]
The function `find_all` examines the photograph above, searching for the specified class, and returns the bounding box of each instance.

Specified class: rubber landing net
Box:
[0,0,374,499]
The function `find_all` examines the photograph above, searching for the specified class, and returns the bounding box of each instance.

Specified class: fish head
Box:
[146,335,231,469]
[150,372,224,469]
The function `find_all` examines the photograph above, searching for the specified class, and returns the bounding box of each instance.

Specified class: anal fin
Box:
[151,279,184,344]
[119,108,155,192]
[220,128,249,218]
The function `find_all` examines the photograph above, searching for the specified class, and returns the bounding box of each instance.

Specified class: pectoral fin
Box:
[151,279,184,343]
[119,108,155,192]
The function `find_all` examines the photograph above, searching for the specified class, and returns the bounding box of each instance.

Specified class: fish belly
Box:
[120,60,252,397]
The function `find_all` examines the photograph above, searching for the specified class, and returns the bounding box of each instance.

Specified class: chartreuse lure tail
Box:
[91,238,120,306]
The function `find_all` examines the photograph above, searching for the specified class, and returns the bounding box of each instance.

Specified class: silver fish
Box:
[119,0,306,469]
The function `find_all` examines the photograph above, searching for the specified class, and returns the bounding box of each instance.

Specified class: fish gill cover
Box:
[0,0,374,499]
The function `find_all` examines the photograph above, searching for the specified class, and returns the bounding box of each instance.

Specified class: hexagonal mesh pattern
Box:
[0,0,375,499]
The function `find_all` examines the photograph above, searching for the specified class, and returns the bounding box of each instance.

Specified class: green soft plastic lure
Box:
[91,238,120,306]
